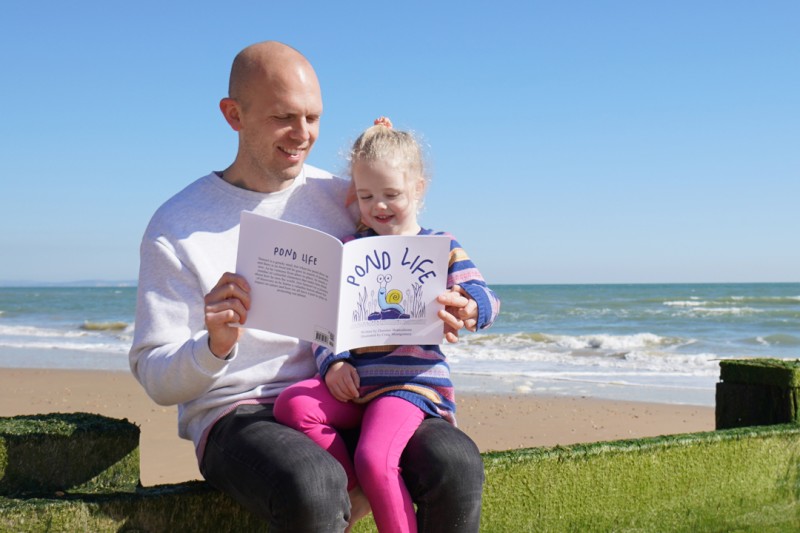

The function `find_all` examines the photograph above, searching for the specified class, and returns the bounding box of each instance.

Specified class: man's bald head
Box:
[228,41,318,108]
[219,41,323,192]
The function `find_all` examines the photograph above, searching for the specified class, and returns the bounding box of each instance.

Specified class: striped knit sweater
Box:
[315,227,501,424]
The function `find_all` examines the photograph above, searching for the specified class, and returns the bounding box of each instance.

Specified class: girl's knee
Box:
[274,380,325,427]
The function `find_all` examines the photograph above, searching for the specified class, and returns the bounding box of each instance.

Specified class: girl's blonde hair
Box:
[349,117,428,187]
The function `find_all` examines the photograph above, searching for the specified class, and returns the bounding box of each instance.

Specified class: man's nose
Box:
[289,118,311,142]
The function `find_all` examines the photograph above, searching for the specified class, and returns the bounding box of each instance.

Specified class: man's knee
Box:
[268,446,351,530]
[401,419,484,532]
[402,418,484,495]
[279,443,348,503]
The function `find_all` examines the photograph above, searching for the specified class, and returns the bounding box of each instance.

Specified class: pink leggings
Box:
[274,377,424,533]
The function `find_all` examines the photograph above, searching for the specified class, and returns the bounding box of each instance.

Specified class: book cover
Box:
[235,211,450,352]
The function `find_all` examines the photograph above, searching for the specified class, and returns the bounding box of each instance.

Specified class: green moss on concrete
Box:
[719,358,800,387]
[0,482,266,532]
[717,358,800,428]
[8,426,797,533]
[3,409,800,531]
[0,413,140,497]
[717,382,800,428]
[481,425,800,532]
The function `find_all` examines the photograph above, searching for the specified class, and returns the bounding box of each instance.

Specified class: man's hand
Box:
[325,361,360,402]
[204,272,251,358]
[437,284,478,343]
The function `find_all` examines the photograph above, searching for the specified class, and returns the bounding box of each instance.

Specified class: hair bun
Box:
[373,116,393,129]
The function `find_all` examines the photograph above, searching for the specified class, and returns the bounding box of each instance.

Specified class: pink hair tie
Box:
[374,116,393,129]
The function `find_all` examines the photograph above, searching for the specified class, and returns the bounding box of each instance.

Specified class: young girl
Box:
[274,117,500,533]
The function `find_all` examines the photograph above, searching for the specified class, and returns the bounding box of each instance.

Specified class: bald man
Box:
[130,41,483,532]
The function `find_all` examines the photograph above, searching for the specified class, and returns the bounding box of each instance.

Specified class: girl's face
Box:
[352,160,424,236]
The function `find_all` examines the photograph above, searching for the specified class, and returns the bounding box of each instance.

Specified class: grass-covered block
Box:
[717,358,800,429]
[4,425,800,532]
[0,482,264,533]
[481,424,800,532]
[0,413,140,497]
[719,358,800,388]
[2,422,800,531]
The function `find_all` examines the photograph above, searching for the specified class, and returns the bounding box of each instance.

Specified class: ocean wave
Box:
[0,324,89,339]
[547,332,681,351]
[721,295,800,305]
[460,370,716,389]
[0,322,134,351]
[663,300,707,307]
[672,295,800,307]
[448,333,720,377]
[661,294,800,311]
[685,306,760,317]
[80,321,130,332]
[749,334,800,347]
[0,339,130,353]
[462,331,683,351]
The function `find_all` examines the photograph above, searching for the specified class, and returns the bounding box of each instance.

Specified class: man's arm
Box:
[129,236,231,406]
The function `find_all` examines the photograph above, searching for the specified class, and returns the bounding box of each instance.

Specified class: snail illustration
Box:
[377,274,405,313]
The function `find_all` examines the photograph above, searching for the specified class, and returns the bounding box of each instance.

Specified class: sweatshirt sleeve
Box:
[129,234,229,406]
[446,235,501,330]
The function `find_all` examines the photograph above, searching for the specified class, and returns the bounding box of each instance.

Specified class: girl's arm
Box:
[437,234,501,342]
[313,344,359,401]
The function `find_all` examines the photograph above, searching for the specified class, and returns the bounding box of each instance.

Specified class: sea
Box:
[1,283,798,407]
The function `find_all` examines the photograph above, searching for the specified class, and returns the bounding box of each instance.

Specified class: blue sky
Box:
[1,1,798,285]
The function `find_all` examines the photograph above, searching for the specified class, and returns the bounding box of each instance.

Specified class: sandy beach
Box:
[0,368,715,487]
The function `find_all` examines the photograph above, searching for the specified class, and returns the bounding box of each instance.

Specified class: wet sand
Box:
[0,368,715,486]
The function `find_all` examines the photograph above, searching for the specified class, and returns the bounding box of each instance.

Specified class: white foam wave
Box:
[689,306,760,316]
[0,323,132,354]
[0,324,89,339]
[482,371,716,390]
[0,339,130,353]
[463,331,683,351]
[663,300,707,307]
[448,333,720,378]
[548,332,672,351]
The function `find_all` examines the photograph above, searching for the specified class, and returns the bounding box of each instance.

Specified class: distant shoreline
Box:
[0,280,137,288]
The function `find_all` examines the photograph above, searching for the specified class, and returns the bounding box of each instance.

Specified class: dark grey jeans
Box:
[200,403,484,532]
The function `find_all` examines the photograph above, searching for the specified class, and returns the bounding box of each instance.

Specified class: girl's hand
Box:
[325,361,361,402]
[437,284,478,343]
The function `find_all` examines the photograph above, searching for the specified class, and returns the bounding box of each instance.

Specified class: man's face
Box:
[236,67,322,189]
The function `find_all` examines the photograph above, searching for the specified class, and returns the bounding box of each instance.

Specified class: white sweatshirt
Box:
[129,166,357,457]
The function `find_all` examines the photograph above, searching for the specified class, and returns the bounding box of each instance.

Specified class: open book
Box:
[235,211,450,353]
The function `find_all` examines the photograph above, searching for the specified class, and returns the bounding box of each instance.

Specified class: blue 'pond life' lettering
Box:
[347,247,437,323]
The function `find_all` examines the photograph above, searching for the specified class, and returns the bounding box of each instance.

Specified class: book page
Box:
[235,212,343,345]
[335,234,450,351]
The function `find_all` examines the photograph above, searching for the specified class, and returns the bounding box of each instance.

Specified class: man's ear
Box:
[219,97,243,131]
